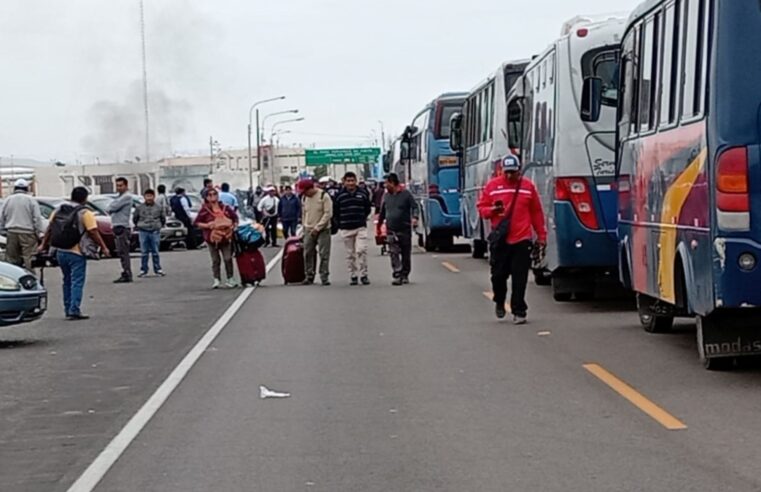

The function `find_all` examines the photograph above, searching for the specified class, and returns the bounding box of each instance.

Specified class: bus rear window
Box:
[582,48,620,107]
[437,104,461,139]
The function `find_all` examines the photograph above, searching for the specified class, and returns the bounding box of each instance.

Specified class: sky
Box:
[0,0,642,164]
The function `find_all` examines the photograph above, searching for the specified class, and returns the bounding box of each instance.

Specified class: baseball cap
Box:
[318,176,331,184]
[502,155,521,172]
[14,178,29,189]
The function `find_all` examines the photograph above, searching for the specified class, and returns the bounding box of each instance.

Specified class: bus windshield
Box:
[436,104,460,139]
[582,48,619,107]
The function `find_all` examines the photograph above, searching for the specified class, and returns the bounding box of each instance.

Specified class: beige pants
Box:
[6,231,38,270]
[341,227,368,278]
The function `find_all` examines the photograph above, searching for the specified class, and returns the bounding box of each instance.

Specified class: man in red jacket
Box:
[478,155,547,323]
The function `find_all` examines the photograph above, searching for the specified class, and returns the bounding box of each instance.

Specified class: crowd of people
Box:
[0,154,547,325]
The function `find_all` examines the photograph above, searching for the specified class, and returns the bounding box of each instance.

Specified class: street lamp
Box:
[262,109,299,139]
[268,117,305,184]
[248,96,285,190]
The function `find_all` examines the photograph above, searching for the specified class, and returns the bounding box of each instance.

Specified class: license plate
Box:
[39,295,47,311]
[175,231,183,237]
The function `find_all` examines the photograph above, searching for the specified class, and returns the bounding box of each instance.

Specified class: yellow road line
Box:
[583,363,687,431]
[441,261,460,273]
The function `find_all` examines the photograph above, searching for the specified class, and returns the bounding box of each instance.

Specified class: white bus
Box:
[506,15,626,301]
[450,60,529,258]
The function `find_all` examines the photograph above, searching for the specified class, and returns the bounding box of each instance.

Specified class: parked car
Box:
[0,261,46,326]
[35,197,117,255]
[91,194,186,250]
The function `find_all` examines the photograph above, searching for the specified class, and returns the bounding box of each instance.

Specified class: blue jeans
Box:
[281,220,298,239]
[57,250,87,316]
[139,230,162,273]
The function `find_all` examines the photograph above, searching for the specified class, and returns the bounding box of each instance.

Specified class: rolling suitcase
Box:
[282,237,306,284]
[236,248,266,286]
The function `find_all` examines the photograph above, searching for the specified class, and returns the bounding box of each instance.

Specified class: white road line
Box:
[67,249,284,492]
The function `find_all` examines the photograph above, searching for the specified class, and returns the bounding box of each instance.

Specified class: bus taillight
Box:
[555,177,599,230]
[717,146,750,231]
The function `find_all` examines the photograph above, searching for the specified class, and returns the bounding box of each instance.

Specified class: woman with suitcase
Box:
[194,189,239,289]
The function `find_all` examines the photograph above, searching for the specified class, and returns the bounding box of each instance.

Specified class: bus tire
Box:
[552,278,572,302]
[637,293,674,333]
[696,314,735,371]
[472,240,487,259]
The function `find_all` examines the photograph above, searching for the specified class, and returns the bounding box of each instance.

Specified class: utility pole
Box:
[139,0,150,163]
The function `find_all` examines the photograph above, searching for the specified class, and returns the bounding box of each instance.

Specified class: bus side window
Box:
[507,99,523,155]
[681,0,704,119]
[660,2,678,127]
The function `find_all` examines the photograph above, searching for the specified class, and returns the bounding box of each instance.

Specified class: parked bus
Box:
[396,93,467,251]
[505,15,626,300]
[583,0,761,369]
[450,61,529,258]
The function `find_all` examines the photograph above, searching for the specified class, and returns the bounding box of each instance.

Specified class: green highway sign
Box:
[305,147,381,166]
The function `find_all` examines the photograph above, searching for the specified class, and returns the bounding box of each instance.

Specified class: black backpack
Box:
[50,204,85,249]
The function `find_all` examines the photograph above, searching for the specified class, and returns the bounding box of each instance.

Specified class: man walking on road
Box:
[133,189,166,277]
[107,177,134,283]
[334,172,372,285]
[0,179,44,270]
[377,173,419,286]
[299,179,333,286]
[477,155,547,324]
[170,187,197,250]
[278,185,300,239]
[258,187,280,247]
[39,186,111,320]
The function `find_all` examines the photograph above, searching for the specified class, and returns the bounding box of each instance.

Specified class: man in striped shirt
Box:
[334,172,373,285]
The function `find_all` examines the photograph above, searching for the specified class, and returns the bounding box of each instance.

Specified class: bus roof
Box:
[559,13,630,36]
[433,92,468,103]
[626,0,663,27]
[467,59,529,94]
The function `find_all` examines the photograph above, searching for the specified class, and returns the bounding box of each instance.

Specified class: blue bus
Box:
[583,0,761,369]
[398,93,467,251]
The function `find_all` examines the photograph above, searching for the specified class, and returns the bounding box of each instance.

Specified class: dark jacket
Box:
[278,194,301,222]
[379,189,419,232]
[133,202,166,232]
[334,187,372,231]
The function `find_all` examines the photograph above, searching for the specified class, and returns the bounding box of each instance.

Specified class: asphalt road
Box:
[0,246,281,492]
[62,238,761,491]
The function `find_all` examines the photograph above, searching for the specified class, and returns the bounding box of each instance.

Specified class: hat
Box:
[501,155,521,172]
[14,178,29,189]
[297,179,315,193]
[318,176,331,184]
[265,186,276,192]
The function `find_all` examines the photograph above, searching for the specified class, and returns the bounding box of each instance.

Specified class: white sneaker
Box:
[225,278,239,288]
[212,278,221,289]
[512,315,527,325]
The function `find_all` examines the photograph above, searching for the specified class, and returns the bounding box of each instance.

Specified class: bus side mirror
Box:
[581,77,603,122]
[449,112,463,154]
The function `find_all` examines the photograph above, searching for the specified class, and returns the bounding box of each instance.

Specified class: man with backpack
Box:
[477,155,547,324]
[39,187,111,320]
[334,172,372,286]
[299,179,333,286]
[170,187,197,250]
[257,187,280,247]
[107,177,134,283]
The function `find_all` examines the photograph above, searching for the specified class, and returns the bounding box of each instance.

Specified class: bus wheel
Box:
[574,291,595,302]
[636,293,674,333]
[472,240,487,259]
[696,315,735,371]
